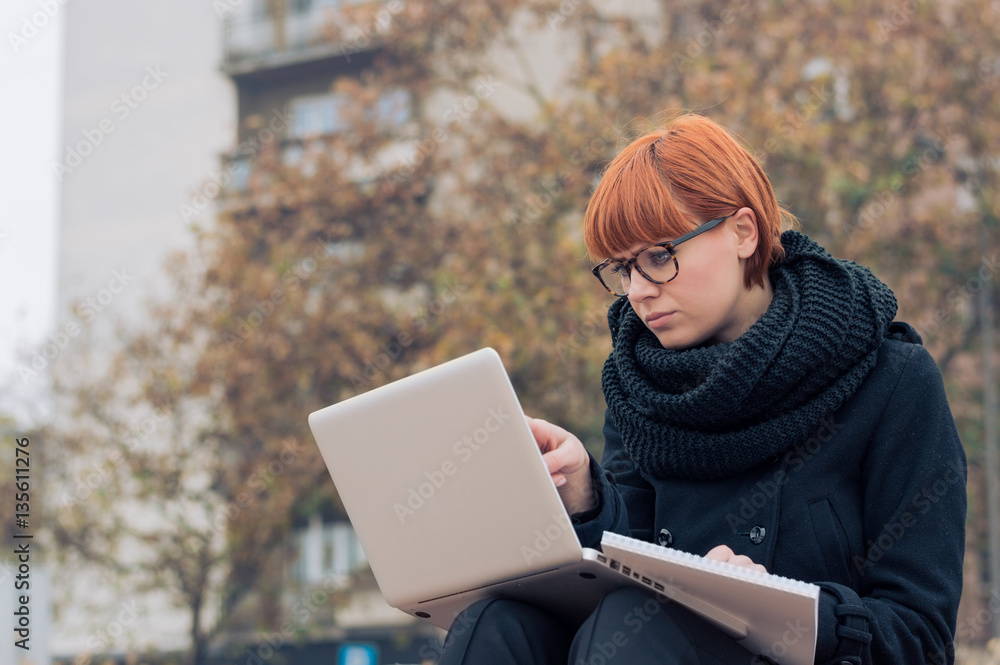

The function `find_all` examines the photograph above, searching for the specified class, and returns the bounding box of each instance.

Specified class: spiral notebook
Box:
[599,532,820,665]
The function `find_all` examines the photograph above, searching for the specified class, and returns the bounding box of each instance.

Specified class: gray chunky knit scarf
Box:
[601,230,898,480]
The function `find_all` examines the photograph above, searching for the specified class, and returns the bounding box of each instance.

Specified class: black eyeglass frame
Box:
[591,214,732,296]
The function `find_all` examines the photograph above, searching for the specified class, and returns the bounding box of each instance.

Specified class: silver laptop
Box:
[307,347,631,630]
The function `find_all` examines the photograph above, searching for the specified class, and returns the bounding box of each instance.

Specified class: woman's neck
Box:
[718,277,775,343]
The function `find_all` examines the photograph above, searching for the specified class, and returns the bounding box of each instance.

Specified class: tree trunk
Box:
[188,594,207,665]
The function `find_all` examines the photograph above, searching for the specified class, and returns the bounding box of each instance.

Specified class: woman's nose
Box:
[627,267,660,300]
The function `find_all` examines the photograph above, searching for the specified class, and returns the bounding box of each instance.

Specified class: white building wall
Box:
[54,0,234,657]
[57,0,236,329]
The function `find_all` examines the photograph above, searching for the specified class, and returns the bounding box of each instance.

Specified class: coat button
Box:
[749,526,766,545]
[658,528,673,547]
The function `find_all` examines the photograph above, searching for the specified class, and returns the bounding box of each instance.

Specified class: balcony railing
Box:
[222,0,393,73]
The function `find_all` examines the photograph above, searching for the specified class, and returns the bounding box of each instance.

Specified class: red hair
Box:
[583,114,796,290]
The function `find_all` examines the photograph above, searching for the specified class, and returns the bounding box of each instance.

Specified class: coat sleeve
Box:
[817,343,966,665]
[573,409,657,549]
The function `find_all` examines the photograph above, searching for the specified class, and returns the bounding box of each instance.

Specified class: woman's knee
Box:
[571,587,695,664]
[440,597,574,665]
[593,586,674,625]
[576,587,757,664]
[446,598,528,642]
[447,597,572,646]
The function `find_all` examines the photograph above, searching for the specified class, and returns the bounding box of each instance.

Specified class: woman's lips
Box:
[645,312,675,328]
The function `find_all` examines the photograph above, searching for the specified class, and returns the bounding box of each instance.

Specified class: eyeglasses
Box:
[591,214,731,296]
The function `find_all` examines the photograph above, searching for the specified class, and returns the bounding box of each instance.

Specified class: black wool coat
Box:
[573,323,967,665]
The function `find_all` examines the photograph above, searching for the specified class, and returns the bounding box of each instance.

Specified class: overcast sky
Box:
[0,1,62,414]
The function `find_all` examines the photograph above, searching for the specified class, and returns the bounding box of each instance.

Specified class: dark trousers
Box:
[435,586,761,665]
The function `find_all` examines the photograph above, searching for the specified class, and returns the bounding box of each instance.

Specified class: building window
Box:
[328,521,367,578]
[228,157,252,192]
[290,94,351,138]
[293,514,368,585]
[371,88,411,128]
[288,88,411,139]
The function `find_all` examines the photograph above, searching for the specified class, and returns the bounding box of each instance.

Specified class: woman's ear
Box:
[732,207,759,259]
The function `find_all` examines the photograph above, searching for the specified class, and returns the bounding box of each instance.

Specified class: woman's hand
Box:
[526,416,596,516]
[704,545,768,574]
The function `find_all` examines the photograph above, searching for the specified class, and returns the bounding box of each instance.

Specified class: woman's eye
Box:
[648,250,673,266]
[609,263,628,276]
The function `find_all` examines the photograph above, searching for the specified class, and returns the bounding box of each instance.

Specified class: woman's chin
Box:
[648,327,693,351]
[647,323,724,351]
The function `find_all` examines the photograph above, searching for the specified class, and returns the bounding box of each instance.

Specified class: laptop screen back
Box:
[308,348,583,607]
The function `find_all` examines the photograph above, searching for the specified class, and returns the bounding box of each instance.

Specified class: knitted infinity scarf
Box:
[601,229,898,481]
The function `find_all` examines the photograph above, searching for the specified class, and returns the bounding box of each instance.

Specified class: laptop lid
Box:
[307,347,584,608]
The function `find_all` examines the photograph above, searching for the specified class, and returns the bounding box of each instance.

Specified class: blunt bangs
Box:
[583,135,698,260]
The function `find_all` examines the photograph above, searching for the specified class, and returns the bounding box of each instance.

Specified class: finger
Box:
[541,445,584,477]
[526,416,563,453]
[528,417,577,460]
[549,472,567,488]
[704,545,734,561]
[728,555,767,573]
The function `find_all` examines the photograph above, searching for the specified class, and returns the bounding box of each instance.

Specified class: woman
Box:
[437,113,966,664]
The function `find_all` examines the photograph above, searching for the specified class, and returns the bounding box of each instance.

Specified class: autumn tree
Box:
[47,0,1000,662]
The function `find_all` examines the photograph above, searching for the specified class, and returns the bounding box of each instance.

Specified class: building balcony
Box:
[221,0,395,78]
[215,85,415,207]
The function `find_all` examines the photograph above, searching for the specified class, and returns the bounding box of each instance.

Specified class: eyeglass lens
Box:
[599,246,677,295]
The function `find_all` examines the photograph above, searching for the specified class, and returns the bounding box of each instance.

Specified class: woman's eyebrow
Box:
[611,243,653,261]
